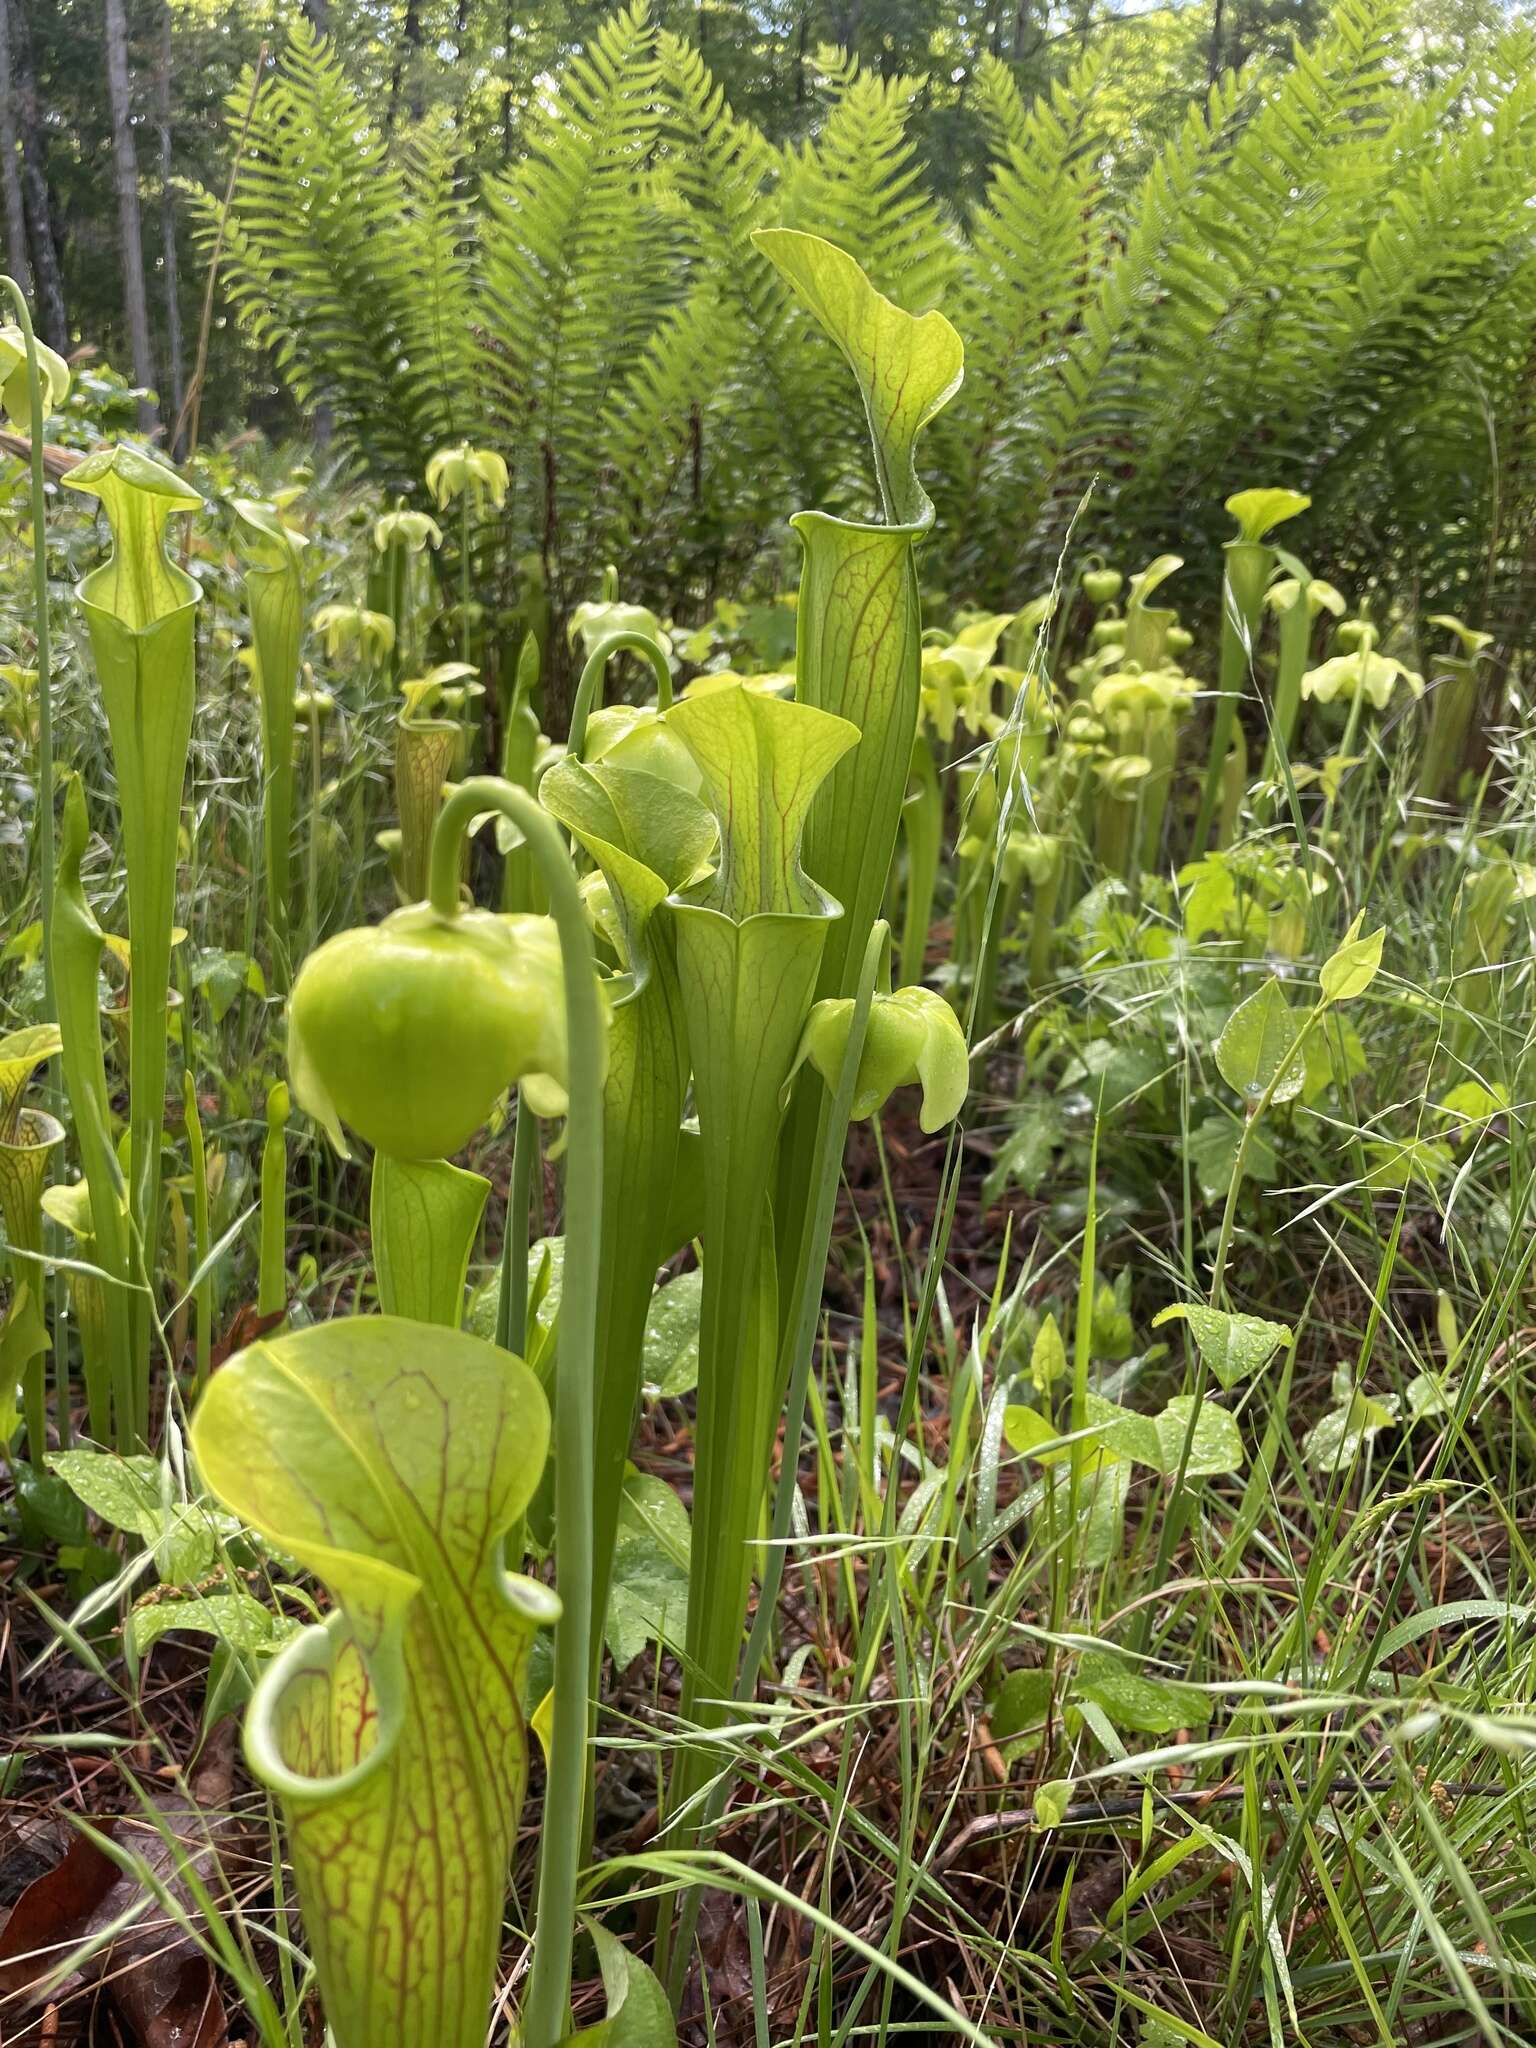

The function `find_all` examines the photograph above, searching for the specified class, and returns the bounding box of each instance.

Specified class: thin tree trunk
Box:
[153,0,182,436]
[0,0,30,299]
[103,0,156,427]
[1208,0,1225,82]
[303,0,329,29]
[9,0,64,346]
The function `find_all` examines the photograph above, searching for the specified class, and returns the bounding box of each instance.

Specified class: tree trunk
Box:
[303,0,330,30]
[0,0,31,300]
[103,0,156,426]
[153,0,183,435]
[8,0,65,346]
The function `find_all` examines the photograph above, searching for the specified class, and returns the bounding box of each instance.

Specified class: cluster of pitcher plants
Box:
[0,212,1472,2047]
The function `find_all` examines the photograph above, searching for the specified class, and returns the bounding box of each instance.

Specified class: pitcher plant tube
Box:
[234,497,309,984]
[190,1317,558,2048]
[61,445,203,1419]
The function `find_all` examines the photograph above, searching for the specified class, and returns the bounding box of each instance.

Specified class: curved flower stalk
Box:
[51,779,135,1445]
[189,1316,558,2048]
[61,446,203,1405]
[1192,488,1310,852]
[657,681,856,1839]
[0,1025,62,1456]
[540,749,711,1699]
[234,499,309,984]
[1258,567,1345,815]
[1091,666,1198,879]
[426,442,508,664]
[1420,612,1494,804]
[371,503,441,674]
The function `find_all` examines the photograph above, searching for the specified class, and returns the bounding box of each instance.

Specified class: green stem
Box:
[495,1092,537,1357]
[427,776,604,2048]
[1,279,55,1011]
[567,630,672,758]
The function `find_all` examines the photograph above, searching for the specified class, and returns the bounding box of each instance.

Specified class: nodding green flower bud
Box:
[1333,618,1369,653]
[313,602,397,663]
[425,442,510,513]
[568,595,669,662]
[1090,616,1126,650]
[1302,648,1424,710]
[796,985,969,1133]
[1165,624,1194,656]
[1267,576,1345,623]
[1081,565,1122,607]
[583,703,703,792]
[0,324,69,423]
[288,904,581,1160]
[372,507,443,554]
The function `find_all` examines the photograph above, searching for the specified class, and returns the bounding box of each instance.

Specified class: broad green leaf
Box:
[641,1267,702,1400]
[370,1154,490,1329]
[1075,1649,1209,1735]
[989,1666,1054,1762]
[558,1922,676,2046]
[1319,915,1384,1003]
[1183,1110,1278,1202]
[1303,1387,1397,1471]
[190,1317,557,2048]
[982,1097,1064,1204]
[129,1590,293,1656]
[1179,855,1236,942]
[1152,1395,1244,1477]
[1151,1305,1293,1390]
[1215,978,1304,1109]
[753,228,963,532]
[606,1470,690,1670]
[49,1447,166,1536]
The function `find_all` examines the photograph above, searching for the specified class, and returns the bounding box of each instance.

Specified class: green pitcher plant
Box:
[61,445,203,1432]
[50,777,136,1446]
[0,1024,62,1456]
[190,1316,559,2048]
[234,497,309,983]
[1191,488,1310,852]
[1420,611,1495,805]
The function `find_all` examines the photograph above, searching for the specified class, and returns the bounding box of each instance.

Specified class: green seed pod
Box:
[288,904,577,1160]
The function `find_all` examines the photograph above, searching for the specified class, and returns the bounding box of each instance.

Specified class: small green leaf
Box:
[606,1470,690,1670]
[129,1590,291,1656]
[640,1268,702,1400]
[989,1666,1054,1761]
[1153,1394,1244,1477]
[1034,1779,1072,1827]
[1319,915,1384,1003]
[1215,977,1304,1109]
[557,1923,676,2046]
[1075,1649,1210,1735]
[1030,1312,1067,1393]
[1151,1304,1293,1390]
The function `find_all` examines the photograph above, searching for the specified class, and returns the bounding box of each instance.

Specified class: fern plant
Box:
[207,0,1536,653]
